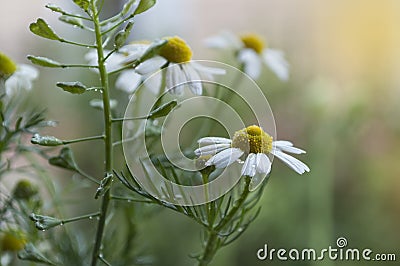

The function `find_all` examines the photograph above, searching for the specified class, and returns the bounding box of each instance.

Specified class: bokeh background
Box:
[1,0,400,265]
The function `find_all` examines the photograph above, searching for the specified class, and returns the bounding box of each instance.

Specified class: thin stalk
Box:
[60,38,97,48]
[62,212,100,224]
[62,135,104,145]
[90,0,114,265]
[197,176,251,266]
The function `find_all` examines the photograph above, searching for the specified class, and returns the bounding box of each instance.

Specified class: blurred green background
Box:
[2,0,400,265]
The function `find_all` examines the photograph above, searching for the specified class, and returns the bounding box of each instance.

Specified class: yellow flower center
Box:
[0,52,17,77]
[240,34,265,54]
[231,125,273,154]
[1,231,27,251]
[159,36,192,63]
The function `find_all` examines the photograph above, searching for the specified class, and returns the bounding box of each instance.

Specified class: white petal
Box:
[194,143,231,157]
[115,70,142,93]
[256,153,272,175]
[263,49,289,81]
[204,31,242,49]
[19,64,39,79]
[136,56,167,75]
[241,153,257,177]
[182,64,202,95]
[5,65,39,95]
[166,66,185,95]
[238,49,262,79]
[206,148,244,168]
[273,140,306,154]
[271,150,310,174]
[143,72,161,94]
[197,137,231,146]
[191,62,226,76]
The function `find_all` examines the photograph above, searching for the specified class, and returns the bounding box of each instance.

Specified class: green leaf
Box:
[30,213,62,230]
[59,15,84,29]
[149,100,178,118]
[73,0,89,12]
[95,173,113,199]
[48,147,78,171]
[45,3,64,13]
[31,134,63,146]
[27,55,61,68]
[18,243,56,265]
[114,22,134,49]
[121,0,136,16]
[56,81,87,94]
[29,18,60,41]
[134,0,157,15]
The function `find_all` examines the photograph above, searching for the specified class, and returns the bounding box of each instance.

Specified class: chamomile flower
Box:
[194,125,309,178]
[204,31,289,81]
[1,52,39,96]
[133,36,226,95]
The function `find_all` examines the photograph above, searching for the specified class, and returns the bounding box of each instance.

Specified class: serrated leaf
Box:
[73,0,89,12]
[18,243,56,265]
[149,100,178,118]
[59,15,84,29]
[134,0,156,15]
[48,147,78,171]
[29,18,60,41]
[114,22,134,49]
[27,55,61,68]
[56,81,87,94]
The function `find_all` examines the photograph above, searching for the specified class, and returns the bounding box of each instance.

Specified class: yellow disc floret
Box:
[0,52,17,77]
[159,36,192,63]
[231,125,273,154]
[240,34,266,54]
[1,231,27,251]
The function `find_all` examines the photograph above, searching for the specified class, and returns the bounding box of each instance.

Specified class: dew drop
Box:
[89,216,93,220]
[96,216,100,220]
[127,199,132,203]
[42,229,46,232]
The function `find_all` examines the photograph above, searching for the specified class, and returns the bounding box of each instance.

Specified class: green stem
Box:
[111,115,148,122]
[90,1,113,265]
[59,64,99,69]
[62,135,104,145]
[62,212,100,224]
[197,176,251,265]
[60,38,97,48]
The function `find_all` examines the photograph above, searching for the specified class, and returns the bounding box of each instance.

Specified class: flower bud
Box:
[13,179,39,200]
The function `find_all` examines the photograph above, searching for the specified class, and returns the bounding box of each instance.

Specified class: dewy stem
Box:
[90,1,113,265]
[197,176,251,266]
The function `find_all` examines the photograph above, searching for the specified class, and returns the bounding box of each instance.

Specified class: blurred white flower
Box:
[85,37,225,95]
[195,125,309,177]
[205,31,289,81]
[4,64,39,96]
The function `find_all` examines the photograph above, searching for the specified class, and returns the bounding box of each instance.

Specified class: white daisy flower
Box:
[204,31,289,81]
[133,36,226,95]
[194,125,309,180]
[1,52,39,96]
